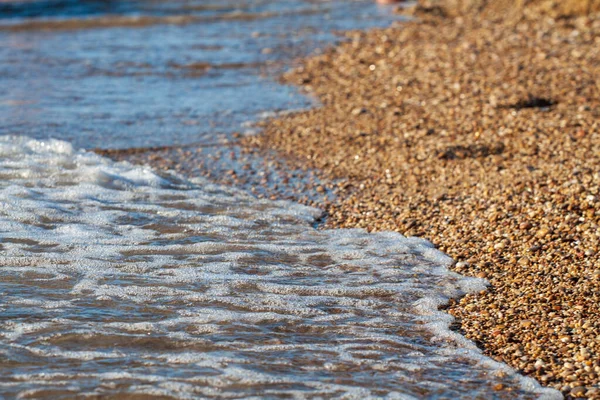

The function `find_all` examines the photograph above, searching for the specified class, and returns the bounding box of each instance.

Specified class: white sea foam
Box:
[0,136,561,399]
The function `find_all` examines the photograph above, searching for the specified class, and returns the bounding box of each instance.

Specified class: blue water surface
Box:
[0,0,401,149]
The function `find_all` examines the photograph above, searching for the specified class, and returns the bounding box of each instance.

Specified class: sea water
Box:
[0,136,561,398]
[0,0,401,149]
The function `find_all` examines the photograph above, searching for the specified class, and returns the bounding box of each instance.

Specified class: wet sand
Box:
[103,2,600,399]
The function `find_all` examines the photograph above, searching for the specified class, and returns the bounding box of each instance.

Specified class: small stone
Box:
[518,257,530,266]
[564,362,575,370]
[535,227,550,238]
[586,388,599,396]
[570,386,587,397]
[520,222,533,230]
[493,242,505,250]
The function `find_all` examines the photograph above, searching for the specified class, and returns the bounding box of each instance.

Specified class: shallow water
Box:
[0,136,561,399]
[0,0,401,149]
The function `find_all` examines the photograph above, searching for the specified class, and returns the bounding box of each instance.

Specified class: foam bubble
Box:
[0,137,560,399]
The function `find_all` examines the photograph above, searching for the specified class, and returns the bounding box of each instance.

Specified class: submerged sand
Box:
[102,4,600,399]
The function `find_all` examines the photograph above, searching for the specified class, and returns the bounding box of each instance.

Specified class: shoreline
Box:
[102,3,600,399]
[242,7,600,398]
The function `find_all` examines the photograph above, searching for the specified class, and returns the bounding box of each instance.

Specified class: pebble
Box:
[105,1,600,398]
[238,3,600,397]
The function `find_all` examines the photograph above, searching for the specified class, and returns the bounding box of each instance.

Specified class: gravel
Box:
[243,8,600,399]
[102,5,600,398]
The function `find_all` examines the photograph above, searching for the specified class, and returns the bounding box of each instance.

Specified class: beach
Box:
[2,0,598,397]
[1,1,562,398]
[113,1,600,398]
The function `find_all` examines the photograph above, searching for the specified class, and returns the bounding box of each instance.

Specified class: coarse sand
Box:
[243,7,600,398]
[99,3,600,398]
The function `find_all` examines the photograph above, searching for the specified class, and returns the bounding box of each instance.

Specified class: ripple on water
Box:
[0,136,562,399]
[0,0,403,150]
